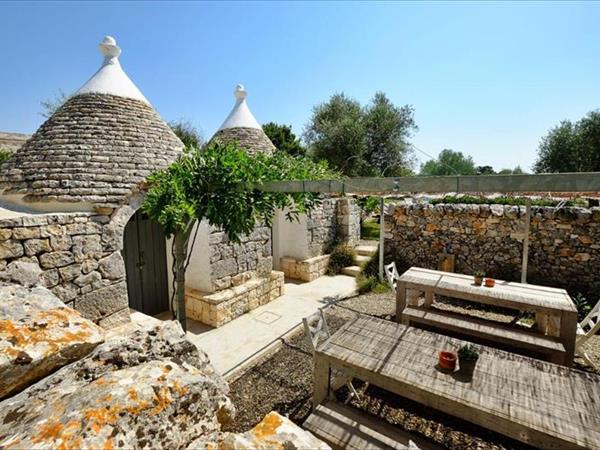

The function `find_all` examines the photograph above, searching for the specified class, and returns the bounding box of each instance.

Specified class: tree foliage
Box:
[262,122,305,157]
[303,92,417,177]
[142,140,337,330]
[40,89,69,118]
[498,166,524,175]
[420,149,476,176]
[169,120,203,149]
[534,110,600,173]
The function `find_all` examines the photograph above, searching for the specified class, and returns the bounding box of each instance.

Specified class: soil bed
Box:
[225,292,599,448]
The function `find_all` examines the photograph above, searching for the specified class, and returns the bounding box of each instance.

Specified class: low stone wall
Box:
[280,254,330,282]
[306,198,360,257]
[208,225,272,292]
[0,210,131,328]
[185,271,284,327]
[386,203,600,296]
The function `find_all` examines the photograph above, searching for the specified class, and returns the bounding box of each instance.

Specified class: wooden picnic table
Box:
[396,267,578,365]
[313,315,600,450]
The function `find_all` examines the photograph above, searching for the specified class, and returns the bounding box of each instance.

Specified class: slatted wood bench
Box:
[304,400,438,450]
[396,267,578,365]
[402,305,567,364]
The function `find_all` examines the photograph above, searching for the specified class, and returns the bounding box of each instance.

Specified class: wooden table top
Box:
[317,315,600,449]
[398,267,577,314]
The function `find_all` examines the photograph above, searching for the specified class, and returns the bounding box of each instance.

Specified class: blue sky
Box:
[1,1,599,171]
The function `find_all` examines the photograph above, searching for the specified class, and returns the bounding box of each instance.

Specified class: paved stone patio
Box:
[131,274,357,376]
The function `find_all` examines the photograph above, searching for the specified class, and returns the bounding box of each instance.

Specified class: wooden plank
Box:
[401,305,566,356]
[256,172,600,194]
[314,316,600,450]
[304,400,440,450]
[313,352,330,409]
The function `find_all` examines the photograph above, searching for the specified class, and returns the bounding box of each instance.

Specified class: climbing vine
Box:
[142,140,337,330]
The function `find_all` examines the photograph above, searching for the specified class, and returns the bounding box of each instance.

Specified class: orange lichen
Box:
[31,421,65,444]
[250,412,282,439]
[103,437,114,450]
[150,386,173,415]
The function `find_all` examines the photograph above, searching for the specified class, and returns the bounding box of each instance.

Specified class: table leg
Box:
[424,290,434,308]
[313,353,330,410]
[560,311,577,366]
[396,281,407,323]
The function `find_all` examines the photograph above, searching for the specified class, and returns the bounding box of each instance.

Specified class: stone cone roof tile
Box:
[0,93,183,206]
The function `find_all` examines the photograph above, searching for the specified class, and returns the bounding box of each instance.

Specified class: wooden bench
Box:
[304,400,438,450]
[396,267,578,365]
[402,305,567,364]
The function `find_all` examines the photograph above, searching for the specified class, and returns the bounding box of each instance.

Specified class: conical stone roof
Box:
[210,85,275,155]
[0,36,183,210]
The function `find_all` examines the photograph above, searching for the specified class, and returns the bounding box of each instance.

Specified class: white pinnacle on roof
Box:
[76,36,149,104]
[217,84,262,131]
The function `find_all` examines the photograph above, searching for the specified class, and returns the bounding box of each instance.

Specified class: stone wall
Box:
[208,225,272,292]
[306,197,361,257]
[0,210,131,328]
[336,197,361,247]
[280,254,330,282]
[386,203,600,296]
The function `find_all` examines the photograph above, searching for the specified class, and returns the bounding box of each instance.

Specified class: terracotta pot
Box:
[474,276,483,286]
[438,351,457,371]
[459,358,478,377]
[484,278,495,288]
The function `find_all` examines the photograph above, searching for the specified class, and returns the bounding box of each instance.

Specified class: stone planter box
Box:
[280,255,330,282]
[185,271,284,327]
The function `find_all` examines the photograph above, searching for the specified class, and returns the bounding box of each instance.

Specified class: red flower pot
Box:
[484,278,496,288]
[438,351,457,371]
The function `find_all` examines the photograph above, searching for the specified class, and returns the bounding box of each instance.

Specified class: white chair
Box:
[576,299,600,369]
[385,261,400,291]
[303,310,361,401]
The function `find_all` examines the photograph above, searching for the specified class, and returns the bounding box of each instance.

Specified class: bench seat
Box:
[401,306,566,362]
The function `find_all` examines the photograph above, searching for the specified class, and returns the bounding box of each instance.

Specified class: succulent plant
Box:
[458,344,479,361]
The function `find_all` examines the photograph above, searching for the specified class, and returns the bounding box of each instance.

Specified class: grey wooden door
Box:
[123,211,169,316]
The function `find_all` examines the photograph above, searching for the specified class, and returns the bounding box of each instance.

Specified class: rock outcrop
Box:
[193,412,331,450]
[0,283,104,399]
[0,320,234,449]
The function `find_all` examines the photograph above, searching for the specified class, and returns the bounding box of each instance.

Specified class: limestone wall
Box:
[386,203,600,296]
[0,211,130,328]
[306,197,361,257]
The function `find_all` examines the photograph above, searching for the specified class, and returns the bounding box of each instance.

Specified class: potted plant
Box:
[473,270,485,286]
[484,277,496,288]
[458,344,479,377]
[438,351,457,371]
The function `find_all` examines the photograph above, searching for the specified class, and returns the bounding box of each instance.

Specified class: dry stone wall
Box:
[0,211,130,328]
[306,197,361,257]
[386,203,600,297]
[208,225,272,293]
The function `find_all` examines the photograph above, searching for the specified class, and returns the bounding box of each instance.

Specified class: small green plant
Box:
[473,270,486,278]
[356,275,390,294]
[458,344,479,361]
[0,150,12,166]
[572,293,592,322]
[326,244,356,275]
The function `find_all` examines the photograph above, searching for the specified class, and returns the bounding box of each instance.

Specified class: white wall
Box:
[272,209,309,269]
[166,220,212,302]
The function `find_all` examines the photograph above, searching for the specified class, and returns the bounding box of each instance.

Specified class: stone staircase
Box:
[342,244,377,278]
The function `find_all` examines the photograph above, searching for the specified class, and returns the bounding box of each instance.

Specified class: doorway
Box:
[123,210,169,316]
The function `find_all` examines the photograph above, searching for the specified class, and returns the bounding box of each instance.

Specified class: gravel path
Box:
[225,293,599,448]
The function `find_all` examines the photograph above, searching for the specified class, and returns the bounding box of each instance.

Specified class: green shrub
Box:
[360,220,380,240]
[326,244,356,275]
[430,195,586,208]
[356,275,390,294]
[573,293,592,322]
[0,150,12,166]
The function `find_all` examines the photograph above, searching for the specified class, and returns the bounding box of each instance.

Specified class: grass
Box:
[361,219,380,240]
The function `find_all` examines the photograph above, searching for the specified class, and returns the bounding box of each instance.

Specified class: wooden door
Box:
[123,211,169,316]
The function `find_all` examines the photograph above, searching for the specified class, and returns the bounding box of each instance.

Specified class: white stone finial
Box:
[76,35,149,104]
[98,35,121,61]
[234,84,247,100]
[217,84,261,131]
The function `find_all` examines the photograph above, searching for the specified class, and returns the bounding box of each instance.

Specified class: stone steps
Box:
[342,266,361,277]
[355,254,371,265]
[355,245,378,257]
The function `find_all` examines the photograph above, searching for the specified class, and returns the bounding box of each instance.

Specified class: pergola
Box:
[258,172,600,283]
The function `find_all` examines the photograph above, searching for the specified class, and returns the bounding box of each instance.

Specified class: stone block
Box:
[0,229,12,241]
[51,282,80,302]
[0,284,104,399]
[97,307,130,329]
[0,239,24,259]
[39,251,75,269]
[98,252,125,280]
[74,281,128,322]
[23,238,52,256]
[12,227,41,240]
[49,234,72,251]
